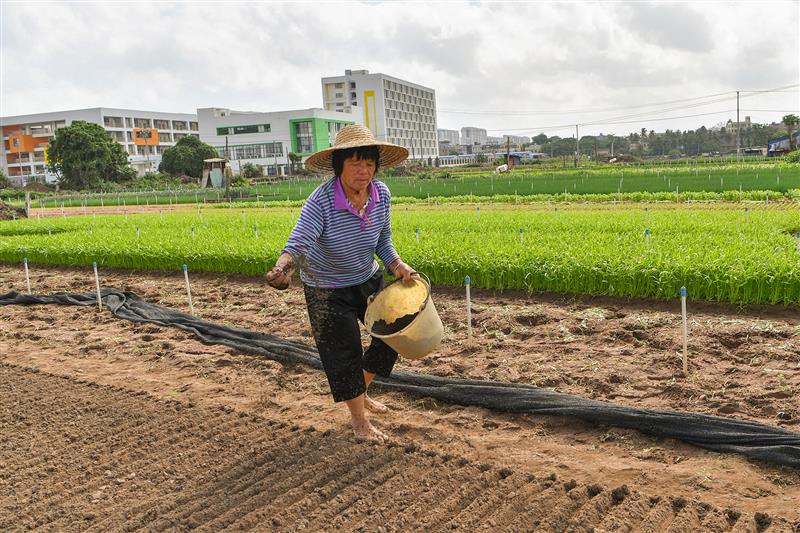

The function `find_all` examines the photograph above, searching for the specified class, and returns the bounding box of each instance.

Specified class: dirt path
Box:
[1,264,799,530]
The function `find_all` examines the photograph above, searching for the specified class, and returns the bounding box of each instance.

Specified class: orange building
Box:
[1,108,198,183]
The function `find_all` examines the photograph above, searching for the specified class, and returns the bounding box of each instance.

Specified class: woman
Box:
[266,124,417,441]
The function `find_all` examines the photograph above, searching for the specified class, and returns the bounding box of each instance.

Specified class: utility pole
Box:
[736,90,740,160]
[506,136,510,166]
[574,125,579,168]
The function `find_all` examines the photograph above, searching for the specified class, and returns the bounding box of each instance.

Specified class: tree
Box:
[287,152,301,175]
[46,120,131,190]
[240,162,263,180]
[159,136,218,179]
[782,114,799,150]
[532,133,548,145]
[0,169,11,189]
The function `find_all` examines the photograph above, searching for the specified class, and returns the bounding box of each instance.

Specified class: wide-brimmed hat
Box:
[304,124,409,173]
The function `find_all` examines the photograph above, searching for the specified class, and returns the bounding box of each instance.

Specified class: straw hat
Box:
[304,124,409,173]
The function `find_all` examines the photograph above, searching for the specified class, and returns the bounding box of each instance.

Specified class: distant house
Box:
[767,132,800,156]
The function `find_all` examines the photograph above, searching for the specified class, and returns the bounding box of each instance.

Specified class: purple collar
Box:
[333,177,379,223]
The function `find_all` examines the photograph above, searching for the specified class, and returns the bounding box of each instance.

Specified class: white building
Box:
[1,107,198,182]
[502,135,531,147]
[321,69,438,161]
[197,107,360,176]
[461,127,488,147]
[437,129,460,145]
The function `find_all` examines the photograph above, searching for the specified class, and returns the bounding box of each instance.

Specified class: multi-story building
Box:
[437,129,460,145]
[197,107,360,176]
[502,135,531,148]
[1,107,199,182]
[321,69,438,161]
[461,127,488,147]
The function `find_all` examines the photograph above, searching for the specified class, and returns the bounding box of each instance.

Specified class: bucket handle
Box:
[367,271,431,307]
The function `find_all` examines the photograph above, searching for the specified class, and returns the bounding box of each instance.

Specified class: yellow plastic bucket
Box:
[364,273,443,360]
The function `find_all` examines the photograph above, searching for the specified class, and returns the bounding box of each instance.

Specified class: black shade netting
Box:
[3,289,799,468]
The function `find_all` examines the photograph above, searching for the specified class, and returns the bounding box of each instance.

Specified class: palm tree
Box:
[782,114,799,150]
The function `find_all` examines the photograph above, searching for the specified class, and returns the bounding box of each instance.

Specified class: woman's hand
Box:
[390,259,418,285]
[267,253,295,290]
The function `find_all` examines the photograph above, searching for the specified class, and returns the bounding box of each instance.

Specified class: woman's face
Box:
[340,154,377,193]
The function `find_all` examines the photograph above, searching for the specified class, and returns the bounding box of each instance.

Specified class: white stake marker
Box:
[183,264,195,315]
[465,275,472,341]
[23,257,31,294]
[93,262,102,311]
[519,227,524,244]
[681,286,688,374]
[415,227,420,243]
[645,228,651,246]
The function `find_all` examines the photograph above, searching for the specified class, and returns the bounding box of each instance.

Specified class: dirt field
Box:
[1,264,799,531]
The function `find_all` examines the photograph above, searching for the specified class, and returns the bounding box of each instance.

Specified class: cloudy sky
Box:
[2,1,798,138]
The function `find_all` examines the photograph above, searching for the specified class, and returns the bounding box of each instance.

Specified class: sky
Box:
[1,0,799,139]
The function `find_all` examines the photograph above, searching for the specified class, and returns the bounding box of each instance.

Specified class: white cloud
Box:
[1,1,797,137]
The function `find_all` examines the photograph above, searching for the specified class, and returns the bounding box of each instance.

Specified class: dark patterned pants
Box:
[303,270,398,402]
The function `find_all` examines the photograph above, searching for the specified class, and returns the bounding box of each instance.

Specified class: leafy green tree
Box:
[159,136,218,179]
[46,120,131,190]
[783,114,799,150]
[240,162,263,180]
[532,133,548,145]
[0,169,11,189]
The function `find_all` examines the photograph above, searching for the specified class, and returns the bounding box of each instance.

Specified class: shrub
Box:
[784,149,800,163]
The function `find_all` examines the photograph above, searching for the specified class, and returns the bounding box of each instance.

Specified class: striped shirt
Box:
[283,177,400,288]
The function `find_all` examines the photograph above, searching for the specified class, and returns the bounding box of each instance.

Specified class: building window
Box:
[350,82,356,89]
[189,121,198,131]
[335,82,344,89]
[327,121,347,145]
[335,92,343,98]
[295,121,313,153]
[215,124,270,136]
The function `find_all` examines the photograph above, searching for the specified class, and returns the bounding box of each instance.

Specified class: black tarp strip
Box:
[3,289,799,468]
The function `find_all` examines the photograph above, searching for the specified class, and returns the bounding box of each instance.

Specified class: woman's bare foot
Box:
[351,417,388,442]
[364,393,389,414]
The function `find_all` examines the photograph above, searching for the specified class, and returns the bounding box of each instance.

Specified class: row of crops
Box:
[2,205,798,305]
[8,164,800,208]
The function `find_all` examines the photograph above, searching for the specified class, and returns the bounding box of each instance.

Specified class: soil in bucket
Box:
[371,311,418,335]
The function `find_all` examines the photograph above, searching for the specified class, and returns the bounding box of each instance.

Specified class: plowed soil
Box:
[1,263,799,531]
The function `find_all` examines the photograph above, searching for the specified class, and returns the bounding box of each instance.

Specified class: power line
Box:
[486,108,797,133]
[439,85,798,117]
[480,84,799,133]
